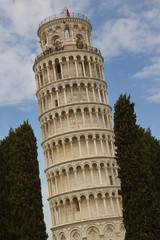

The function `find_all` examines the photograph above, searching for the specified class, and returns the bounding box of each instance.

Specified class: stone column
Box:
[81,60,86,77]
[78,199,83,219]
[59,115,63,132]
[53,63,57,81]
[95,197,99,217]
[60,173,64,192]
[67,59,71,77]
[58,204,62,224]
[102,196,108,216]
[82,110,86,127]
[71,200,75,221]
[86,138,90,155]
[102,89,105,104]
[56,144,60,162]
[66,113,70,129]
[90,166,94,185]
[98,64,102,79]
[41,68,45,85]
[55,175,59,194]
[98,87,101,102]
[62,142,67,161]
[102,112,106,128]
[38,72,41,88]
[85,84,90,102]
[101,65,105,81]
[94,62,98,78]
[51,207,56,226]
[42,97,45,113]
[86,197,91,218]
[64,203,68,223]
[92,85,96,101]
[78,139,82,157]
[96,111,100,125]
[105,166,110,185]
[74,168,78,186]
[106,139,110,156]
[47,65,51,83]
[59,61,63,79]
[69,140,74,159]
[50,177,55,195]
[50,91,53,108]
[56,89,59,106]
[89,110,93,126]
[74,58,78,77]
[70,85,74,101]
[100,138,104,155]
[63,87,67,104]
[66,170,71,190]
[110,196,115,216]
[116,197,121,216]
[47,179,51,196]
[74,111,78,128]
[35,74,39,90]
[82,167,86,184]
[88,60,92,77]
[93,138,98,155]
[53,117,57,135]
[97,166,102,185]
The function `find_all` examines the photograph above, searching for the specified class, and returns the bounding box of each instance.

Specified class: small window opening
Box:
[55,100,58,106]
[57,64,61,73]
[56,63,61,79]
[81,62,84,76]
[50,156,53,165]
[73,198,80,211]
[40,74,43,86]
[65,29,70,38]
[109,176,113,185]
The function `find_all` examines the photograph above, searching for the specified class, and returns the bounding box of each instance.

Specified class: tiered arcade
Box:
[33,12,125,240]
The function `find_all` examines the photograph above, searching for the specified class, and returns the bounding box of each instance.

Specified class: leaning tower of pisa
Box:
[33,10,125,240]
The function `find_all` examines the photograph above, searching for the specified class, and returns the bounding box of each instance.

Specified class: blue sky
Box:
[0,0,160,239]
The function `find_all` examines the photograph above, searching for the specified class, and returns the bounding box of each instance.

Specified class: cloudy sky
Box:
[0,0,160,239]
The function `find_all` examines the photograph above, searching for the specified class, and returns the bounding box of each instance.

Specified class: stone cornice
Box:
[38,101,112,121]
[51,216,123,231]
[41,128,114,147]
[36,77,107,97]
[44,155,116,173]
[48,185,120,202]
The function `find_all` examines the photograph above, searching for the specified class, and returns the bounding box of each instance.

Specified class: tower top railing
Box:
[39,12,91,27]
[35,44,101,63]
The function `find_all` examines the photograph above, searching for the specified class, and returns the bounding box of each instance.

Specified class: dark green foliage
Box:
[114,94,160,240]
[0,122,48,240]
[0,128,15,240]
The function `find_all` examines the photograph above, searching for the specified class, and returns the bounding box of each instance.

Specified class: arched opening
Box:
[65,28,70,38]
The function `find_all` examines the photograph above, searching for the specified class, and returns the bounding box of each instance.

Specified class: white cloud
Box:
[147,88,160,103]
[133,58,160,79]
[133,58,160,103]
[94,17,160,59]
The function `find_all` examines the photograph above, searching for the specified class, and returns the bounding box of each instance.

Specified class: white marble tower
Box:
[33,10,125,240]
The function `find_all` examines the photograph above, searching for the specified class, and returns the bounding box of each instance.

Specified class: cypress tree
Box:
[0,128,15,240]
[0,122,48,240]
[0,141,10,240]
[114,94,160,240]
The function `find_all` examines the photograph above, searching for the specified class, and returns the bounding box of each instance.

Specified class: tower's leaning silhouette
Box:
[33,9,125,240]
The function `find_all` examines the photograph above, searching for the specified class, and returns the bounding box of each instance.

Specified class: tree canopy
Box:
[0,121,48,240]
[114,94,160,240]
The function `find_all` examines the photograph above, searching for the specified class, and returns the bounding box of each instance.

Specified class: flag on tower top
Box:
[66,8,71,17]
